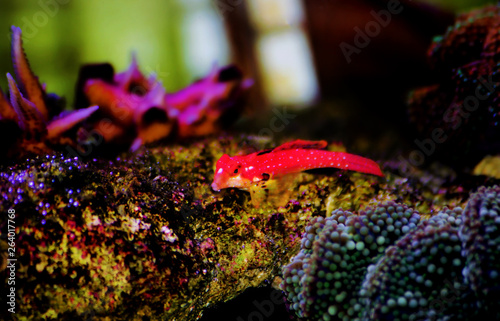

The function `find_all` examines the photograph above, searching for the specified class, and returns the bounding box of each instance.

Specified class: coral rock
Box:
[473,155,500,179]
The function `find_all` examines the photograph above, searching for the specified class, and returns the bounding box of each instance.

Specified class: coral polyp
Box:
[360,208,470,321]
[76,57,252,151]
[0,26,99,161]
[460,185,500,315]
[281,202,421,320]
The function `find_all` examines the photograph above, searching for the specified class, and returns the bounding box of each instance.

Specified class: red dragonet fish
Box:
[212,139,383,193]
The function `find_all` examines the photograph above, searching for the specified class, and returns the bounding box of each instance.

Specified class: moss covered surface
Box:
[0,135,498,320]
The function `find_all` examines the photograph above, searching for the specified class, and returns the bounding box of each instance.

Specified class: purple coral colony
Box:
[0,3,499,321]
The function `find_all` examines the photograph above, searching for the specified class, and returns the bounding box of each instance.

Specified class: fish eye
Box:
[234,169,238,174]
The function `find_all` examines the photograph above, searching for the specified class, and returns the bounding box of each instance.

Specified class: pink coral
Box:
[77,57,252,151]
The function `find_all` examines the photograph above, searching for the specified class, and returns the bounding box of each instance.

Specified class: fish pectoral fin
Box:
[249,175,296,208]
[273,139,328,152]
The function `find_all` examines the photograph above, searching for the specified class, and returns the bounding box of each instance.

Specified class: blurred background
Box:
[0,0,495,152]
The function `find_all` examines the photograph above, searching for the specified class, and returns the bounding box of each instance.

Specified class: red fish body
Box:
[212,140,383,191]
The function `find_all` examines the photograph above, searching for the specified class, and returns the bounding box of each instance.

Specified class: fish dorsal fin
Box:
[273,139,328,152]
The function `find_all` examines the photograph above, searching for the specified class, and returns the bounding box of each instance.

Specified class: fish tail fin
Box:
[339,153,384,177]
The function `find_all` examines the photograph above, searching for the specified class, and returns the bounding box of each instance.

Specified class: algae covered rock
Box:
[473,155,500,179]
[0,153,212,320]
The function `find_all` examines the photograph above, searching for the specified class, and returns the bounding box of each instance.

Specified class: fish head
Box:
[212,154,250,191]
